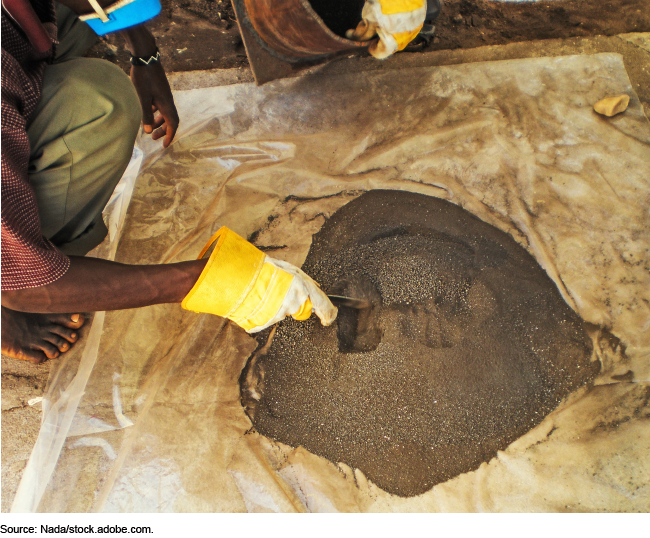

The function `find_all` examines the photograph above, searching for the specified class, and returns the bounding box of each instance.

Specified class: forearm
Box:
[121,24,157,57]
[2,257,207,314]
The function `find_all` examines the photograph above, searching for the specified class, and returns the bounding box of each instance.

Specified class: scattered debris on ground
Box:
[87,0,650,74]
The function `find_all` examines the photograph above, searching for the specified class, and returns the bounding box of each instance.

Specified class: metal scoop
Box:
[327,295,372,310]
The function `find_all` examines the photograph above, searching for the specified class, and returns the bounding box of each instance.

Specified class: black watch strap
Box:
[130,49,161,66]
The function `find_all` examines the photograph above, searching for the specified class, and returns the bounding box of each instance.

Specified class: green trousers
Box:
[26,4,141,256]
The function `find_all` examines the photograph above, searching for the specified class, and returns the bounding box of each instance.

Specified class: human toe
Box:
[33,341,60,360]
[51,313,85,329]
[44,333,71,353]
[48,323,78,344]
[15,347,48,364]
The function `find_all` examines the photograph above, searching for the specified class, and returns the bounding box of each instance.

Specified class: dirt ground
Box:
[86,0,650,74]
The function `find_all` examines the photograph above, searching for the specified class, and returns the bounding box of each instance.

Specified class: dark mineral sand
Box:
[242,190,599,497]
[308,0,365,37]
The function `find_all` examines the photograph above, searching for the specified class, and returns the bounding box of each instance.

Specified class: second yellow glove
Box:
[346,0,427,59]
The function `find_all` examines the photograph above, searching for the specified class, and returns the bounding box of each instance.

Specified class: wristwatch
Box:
[129,48,161,66]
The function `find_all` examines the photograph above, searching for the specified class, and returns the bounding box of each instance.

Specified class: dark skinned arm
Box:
[1,257,208,314]
[1,3,188,316]
[121,26,179,148]
[1,3,188,314]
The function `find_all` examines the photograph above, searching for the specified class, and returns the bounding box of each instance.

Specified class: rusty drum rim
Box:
[235,0,367,64]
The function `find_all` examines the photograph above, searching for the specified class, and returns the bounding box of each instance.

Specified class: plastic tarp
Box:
[11,53,650,512]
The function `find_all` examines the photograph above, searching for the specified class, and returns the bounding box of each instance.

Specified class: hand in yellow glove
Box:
[182,227,338,333]
[346,0,427,59]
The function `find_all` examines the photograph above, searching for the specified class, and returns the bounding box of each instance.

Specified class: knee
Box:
[56,59,141,149]
[83,60,142,146]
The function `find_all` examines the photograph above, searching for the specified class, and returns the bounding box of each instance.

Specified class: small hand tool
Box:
[327,295,372,310]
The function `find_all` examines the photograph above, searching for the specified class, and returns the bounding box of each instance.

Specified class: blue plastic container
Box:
[84,0,162,36]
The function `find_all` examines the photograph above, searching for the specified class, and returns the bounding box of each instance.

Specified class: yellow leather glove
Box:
[182,227,338,333]
[346,0,427,59]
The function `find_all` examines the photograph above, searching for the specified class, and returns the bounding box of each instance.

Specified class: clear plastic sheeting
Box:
[13,53,650,512]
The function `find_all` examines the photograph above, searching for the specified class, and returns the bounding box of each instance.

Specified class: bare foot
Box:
[1,307,85,364]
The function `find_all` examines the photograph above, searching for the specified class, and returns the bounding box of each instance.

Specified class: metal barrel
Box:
[234,0,367,63]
